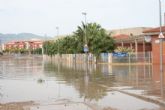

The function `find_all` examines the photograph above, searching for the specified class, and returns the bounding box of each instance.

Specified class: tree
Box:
[32,48,42,54]
[74,22,115,62]
[43,41,55,56]
[43,22,115,61]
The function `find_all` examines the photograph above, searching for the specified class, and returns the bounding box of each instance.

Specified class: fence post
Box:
[149,52,151,63]
[129,53,131,64]
[108,53,112,64]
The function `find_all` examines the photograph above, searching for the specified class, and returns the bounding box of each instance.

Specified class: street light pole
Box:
[159,0,164,73]
[56,27,60,97]
[0,39,2,53]
[82,12,89,101]
[159,0,162,33]
[158,0,164,96]
[56,27,59,54]
[56,26,60,60]
[82,12,87,46]
[82,12,88,63]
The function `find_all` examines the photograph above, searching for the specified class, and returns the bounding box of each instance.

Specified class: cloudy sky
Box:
[0,0,164,37]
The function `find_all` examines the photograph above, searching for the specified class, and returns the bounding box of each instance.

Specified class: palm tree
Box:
[43,22,115,61]
[74,22,115,63]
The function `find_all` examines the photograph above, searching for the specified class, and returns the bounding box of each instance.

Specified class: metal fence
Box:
[112,52,152,63]
[43,52,152,64]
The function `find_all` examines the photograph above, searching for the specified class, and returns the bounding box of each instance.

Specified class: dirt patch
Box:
[0,101,35,110]
[102,107,118,110]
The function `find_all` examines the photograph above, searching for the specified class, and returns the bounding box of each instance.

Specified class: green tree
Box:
[43,22,115,60]
[32,48,42,54]
[74,22,115,62]
[43,41,55,56]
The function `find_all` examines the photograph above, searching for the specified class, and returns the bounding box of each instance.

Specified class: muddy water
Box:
[0,55,165,110]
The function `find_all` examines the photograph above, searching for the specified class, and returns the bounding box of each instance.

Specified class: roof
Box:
[109,27,152,36]
[143,26,165,33]
[113,34,129,39]
[6,42,15,45]
[5,40,43,45]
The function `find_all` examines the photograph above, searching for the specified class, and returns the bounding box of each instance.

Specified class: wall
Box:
[151,35,165,64]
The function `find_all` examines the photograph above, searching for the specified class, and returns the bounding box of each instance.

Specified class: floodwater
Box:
[0,55,165,110]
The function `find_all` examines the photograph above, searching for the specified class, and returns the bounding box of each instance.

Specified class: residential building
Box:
[111,26,165,64]
[4,39,43,50]
[143,26,165,64]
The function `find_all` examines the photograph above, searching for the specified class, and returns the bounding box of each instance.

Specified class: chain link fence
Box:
[112,52,152,63]
[43,52,152,64]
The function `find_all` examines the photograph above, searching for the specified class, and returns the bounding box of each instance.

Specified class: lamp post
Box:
[158,0,164,97]
[56,26,59,55]
[0,39,2,53]
[42,34,47,55]
[82,12,89,102]
[55,27,61,98]
[158,0,164,75]
[82,12,87,47]
[82,12,88,63]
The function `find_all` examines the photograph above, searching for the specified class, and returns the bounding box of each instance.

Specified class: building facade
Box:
[112,26,165,64]
[4,39,43,50]
[143,26,165,64]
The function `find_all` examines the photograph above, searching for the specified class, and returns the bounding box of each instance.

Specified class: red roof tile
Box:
[143,26,165,33]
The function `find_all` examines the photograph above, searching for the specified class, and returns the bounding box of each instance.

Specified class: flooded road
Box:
[0,55,165,110]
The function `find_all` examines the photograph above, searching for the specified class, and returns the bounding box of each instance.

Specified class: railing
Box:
[112,52,152,63]
[43,52,152,64]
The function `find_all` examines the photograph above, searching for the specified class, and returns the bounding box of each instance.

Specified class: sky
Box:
[0,0,165,37]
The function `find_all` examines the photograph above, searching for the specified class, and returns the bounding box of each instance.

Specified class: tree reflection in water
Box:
[44,60,165,101]
[44,61,116,101]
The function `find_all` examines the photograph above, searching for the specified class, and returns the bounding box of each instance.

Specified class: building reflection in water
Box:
[152,65,165,100]
[0,56,43,79]
[44,59,165,101]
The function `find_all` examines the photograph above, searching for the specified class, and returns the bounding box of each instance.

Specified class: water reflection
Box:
[44,61,112,101]
[0,55,165,110]
[44,60,165,102]
[152,65,165,100]
[0,56,43,80]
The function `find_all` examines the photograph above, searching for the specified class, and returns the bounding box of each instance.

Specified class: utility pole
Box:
[158,0,164,97]
[158,0,164,76]
[82,12,89,63]
[56,27,59,59]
